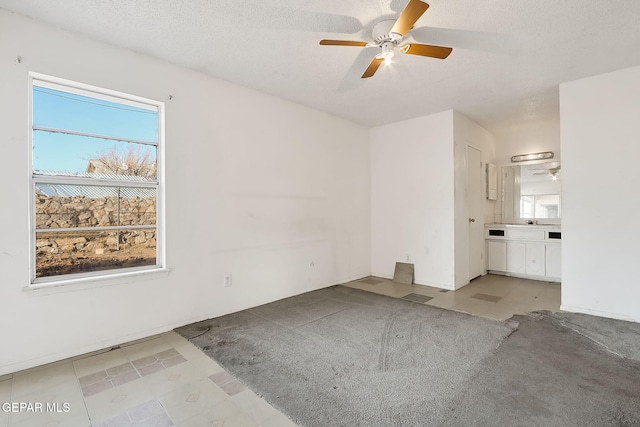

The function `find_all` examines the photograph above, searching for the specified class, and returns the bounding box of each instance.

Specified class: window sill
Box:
[24,267,171,294]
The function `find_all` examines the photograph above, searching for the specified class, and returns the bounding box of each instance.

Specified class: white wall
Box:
[493,118,561,166]
[370,111,456,289]
[560,65,640,322]
[370,111,496,290]
[0,10,371,375]
[453,112,496,287]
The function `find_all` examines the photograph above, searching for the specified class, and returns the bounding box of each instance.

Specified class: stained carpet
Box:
[175,286,640,426]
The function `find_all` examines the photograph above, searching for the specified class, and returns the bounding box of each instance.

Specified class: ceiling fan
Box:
[319,0,452,78]
[533,166,561,180]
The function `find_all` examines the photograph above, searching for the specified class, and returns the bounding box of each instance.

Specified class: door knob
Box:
[469,218,476,223]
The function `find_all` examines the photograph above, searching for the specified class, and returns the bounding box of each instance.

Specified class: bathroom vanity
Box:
[485,224,561,282]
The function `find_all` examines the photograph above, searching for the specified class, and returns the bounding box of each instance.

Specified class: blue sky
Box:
[32,87,158,173]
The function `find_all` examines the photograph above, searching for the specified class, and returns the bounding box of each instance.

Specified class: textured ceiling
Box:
[2,0,640,132]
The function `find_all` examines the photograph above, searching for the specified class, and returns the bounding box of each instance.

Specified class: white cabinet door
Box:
[526,243,546,276]
[487,241,507,271]
[546,244,561,279]
[506,242,526,274]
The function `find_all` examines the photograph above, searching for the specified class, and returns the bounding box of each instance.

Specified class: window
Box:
[30,74,164,284]
[520,194,560,219]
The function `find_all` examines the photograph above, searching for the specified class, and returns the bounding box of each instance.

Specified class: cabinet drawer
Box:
[506,229,545,240]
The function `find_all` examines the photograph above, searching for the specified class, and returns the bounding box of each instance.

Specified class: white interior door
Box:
[467,146,484,280]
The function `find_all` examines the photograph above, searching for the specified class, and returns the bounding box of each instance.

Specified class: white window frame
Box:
[28,72,166,287]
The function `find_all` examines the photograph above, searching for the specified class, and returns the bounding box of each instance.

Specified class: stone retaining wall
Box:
[35,195,156,254]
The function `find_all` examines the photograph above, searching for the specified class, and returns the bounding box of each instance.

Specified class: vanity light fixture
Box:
[511,151,554,163]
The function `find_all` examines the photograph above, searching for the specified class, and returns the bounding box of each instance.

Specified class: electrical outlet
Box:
[405,254,412,262]
[224,274,232,287]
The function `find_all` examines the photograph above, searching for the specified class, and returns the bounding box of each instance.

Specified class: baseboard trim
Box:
[0,321,183,376]
[1,276,372,376]
[370,271,393,280]
[560,304,640,324]
[414,279,455,291]
[370,272,453,291]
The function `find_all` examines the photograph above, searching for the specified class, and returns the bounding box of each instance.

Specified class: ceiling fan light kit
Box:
[319,0,453,78]
[379,42,395,63]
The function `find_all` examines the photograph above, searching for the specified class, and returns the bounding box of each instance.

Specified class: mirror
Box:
[502,161,561,222]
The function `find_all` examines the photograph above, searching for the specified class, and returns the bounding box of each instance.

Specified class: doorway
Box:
[467,145,484,280]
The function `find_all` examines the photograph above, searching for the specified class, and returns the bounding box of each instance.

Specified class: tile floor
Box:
[0,332,296,427]
[0,273,559,427]
[344,273,561,321]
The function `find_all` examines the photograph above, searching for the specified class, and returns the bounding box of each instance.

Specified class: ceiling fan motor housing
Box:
[371,19,402,46]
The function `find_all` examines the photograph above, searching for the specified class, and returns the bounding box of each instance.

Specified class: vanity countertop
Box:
[485,223,561,229]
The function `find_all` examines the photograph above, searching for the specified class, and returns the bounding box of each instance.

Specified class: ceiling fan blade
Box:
[390,0,429,37]
[410,27,520,55]
[320,40,368,47]
[400,43,453,59]
[362,57,384,78]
